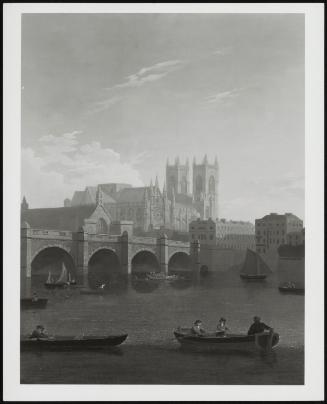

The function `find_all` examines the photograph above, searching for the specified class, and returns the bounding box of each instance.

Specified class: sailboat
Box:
[44,263,70,289]
[240,249,272,280]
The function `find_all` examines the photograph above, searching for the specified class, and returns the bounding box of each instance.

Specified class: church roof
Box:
[71,186,117,205]
[21,205,97,232]
[71,191,88,206]
[116,187,148,203]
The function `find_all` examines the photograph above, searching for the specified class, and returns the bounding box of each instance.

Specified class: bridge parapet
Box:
[167,240,190,248]
[130,236,157,245]
[29,229,73,239]
[87,234,120,242]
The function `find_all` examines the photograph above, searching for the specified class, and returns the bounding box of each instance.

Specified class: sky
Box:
[21,13,304,222]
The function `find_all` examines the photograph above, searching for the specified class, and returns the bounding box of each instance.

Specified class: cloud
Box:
[89,59,186,114]
[22,131,144,208]
[206,87,245,104]
[109,59,185,90]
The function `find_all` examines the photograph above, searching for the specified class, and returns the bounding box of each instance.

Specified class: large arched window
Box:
[96,218,108,234]
[208,175,215,194]
[195,175,203,194]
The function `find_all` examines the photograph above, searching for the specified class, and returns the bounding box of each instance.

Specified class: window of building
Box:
[210,235,213,240]
[277,239,279,244]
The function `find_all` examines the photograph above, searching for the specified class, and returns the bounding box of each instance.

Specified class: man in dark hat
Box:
[191,320,206,336]
[247,316,273,335]
[216,317,229,336]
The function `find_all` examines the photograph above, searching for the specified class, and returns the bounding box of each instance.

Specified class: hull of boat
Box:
[21,334,128,351]
[240,274,266,280]
[174,330,279,352]
[278,287,304,295]
[21,298,48,310]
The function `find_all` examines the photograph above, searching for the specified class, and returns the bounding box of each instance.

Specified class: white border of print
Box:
[3,3,324,402]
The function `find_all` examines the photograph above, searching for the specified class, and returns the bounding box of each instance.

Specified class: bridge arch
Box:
[168,251,191,274]
[31,246,76,288]
[131,250,160,276]
[88,248,122,289]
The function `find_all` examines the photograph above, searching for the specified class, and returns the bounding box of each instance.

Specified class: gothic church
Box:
[64,155,219,233]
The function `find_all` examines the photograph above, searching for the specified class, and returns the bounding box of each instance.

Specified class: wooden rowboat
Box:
[21,334,128,351]
[174,328,279,352]
[21,298,48,310]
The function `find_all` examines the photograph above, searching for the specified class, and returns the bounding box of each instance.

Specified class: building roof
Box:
[71,191,88,206]
[116,187,148,203]
[21,205,97,231]
[258,212,302,221]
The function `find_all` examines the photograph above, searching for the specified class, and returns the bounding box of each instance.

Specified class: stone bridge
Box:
[21,223,201,288]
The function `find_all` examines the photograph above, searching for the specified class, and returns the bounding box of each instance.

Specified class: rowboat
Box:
[174,328,279,352]
[240,249,272,281]
[21,334,128,351]
[21,298,48,310]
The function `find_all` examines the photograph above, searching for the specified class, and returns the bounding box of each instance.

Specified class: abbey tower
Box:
[192,155,219,220]
[166,155,219,221]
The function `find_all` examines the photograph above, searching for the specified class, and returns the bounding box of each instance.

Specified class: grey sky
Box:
[21,13,304,222]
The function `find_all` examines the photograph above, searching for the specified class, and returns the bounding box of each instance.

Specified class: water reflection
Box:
[131,278,160,293]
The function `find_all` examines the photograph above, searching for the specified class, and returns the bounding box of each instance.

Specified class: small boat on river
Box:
[44,263,76,289]
[146,272,178,281]
[21,334,128,351]
[174,328,279,352]
[278,282,304,295]
[240,249,272,280]
[21,298,48,310]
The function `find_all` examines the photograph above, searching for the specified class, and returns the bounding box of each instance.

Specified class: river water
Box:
[21,271,304,385]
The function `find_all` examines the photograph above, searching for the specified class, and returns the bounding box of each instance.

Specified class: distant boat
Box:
[44,264,70,289]
[146,272,178,281]
[240,249,272,280]
[277,244,304,294]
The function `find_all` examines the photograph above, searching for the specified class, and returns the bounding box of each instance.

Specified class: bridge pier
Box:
[191,240,201,278]
[75,228,89,287]
[21,222,32,296]
[158,234,168,275]
[121,231,131,276]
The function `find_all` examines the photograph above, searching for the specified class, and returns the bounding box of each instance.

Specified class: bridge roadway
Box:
[21,223,201,288]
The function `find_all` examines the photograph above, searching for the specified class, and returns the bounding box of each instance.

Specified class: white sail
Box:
[46,271,53,284]
[56,263,68,284]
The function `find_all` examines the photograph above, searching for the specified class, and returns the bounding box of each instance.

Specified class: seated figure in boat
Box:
[191,320,206,336]
[216,317,229,336]
[30,325,48,339]
[247,316,273,335]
